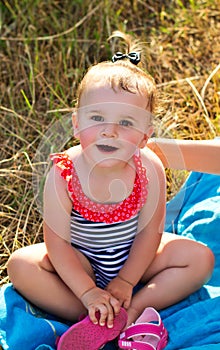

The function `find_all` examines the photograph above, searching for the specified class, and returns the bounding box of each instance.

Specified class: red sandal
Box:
[118,307,168,350]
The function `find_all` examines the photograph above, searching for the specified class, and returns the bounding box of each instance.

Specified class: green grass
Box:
[0,0,220,284]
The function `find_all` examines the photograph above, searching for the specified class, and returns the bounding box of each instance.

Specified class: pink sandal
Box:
[118,307,168,350]
[56,307,127,350]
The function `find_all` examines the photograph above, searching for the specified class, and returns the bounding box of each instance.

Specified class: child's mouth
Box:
[96,144,118,153]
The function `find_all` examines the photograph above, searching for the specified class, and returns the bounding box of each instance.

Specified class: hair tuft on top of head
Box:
[108,31,147,69]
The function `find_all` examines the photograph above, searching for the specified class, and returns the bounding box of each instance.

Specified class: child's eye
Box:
[119,119,133,127]
[91,115,104,122]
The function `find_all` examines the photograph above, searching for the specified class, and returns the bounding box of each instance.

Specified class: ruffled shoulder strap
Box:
[50,152,73,181]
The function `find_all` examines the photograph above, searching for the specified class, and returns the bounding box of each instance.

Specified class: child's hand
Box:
[80,286,121,328]
[106,276,133,310]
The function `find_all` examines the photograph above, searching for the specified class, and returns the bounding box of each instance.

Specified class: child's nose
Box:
[100,123,117,138]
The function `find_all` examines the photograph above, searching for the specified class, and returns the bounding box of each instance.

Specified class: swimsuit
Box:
[51,152,148,288]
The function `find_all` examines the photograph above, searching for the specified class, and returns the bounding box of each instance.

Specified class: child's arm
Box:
[43,165,120,326]
[106,150,166,307]
[148,138,220,174]
[43,165,96,295]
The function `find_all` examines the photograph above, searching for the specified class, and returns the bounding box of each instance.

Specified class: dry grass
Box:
[0,0,220,285]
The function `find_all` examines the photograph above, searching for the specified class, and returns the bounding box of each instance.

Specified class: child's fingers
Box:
[85,289,121,328]
[98,303,113,327]
[105,303,115,328]
[88,303,110,327]
[110,296,121,315]
[87,305,99,325]
[105,297,122,328]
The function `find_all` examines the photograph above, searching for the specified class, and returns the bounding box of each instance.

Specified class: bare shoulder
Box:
[66,144,82,160]
[137,148,166,234]
[140,147,166,181]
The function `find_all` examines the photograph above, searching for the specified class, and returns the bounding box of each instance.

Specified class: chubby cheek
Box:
[78,126,98,149]
[121,129,146,148]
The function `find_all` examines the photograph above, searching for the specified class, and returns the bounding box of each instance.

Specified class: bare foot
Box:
[125,306,140,328]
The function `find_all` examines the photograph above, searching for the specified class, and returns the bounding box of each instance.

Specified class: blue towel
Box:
[165,172,220,294]
[1,171,220,349]
[0,284,69,350]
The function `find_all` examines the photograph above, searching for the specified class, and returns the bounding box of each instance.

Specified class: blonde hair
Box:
[76,31,156,113]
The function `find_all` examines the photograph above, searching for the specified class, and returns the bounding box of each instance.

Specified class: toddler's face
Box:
[73,84,153,167]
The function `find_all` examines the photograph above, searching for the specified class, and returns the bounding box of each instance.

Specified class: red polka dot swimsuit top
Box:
[50,151,148,224]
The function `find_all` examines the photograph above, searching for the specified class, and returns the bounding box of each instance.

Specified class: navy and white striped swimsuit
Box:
[50,152,148,289]
[70,209,139,288]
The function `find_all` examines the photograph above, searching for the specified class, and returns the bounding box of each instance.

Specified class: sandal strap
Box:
[118,322,167,350]
[118,338,156,350]
[120,323,166,339]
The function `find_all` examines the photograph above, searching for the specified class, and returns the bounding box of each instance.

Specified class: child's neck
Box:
[75,154,136,204]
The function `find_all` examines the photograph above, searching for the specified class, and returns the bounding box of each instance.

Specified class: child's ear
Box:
[139,126,154,149]
[72,112,79,138]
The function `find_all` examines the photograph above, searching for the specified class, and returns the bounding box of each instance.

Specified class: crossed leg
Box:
[7,243,95,321]
[126,232,215,325]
